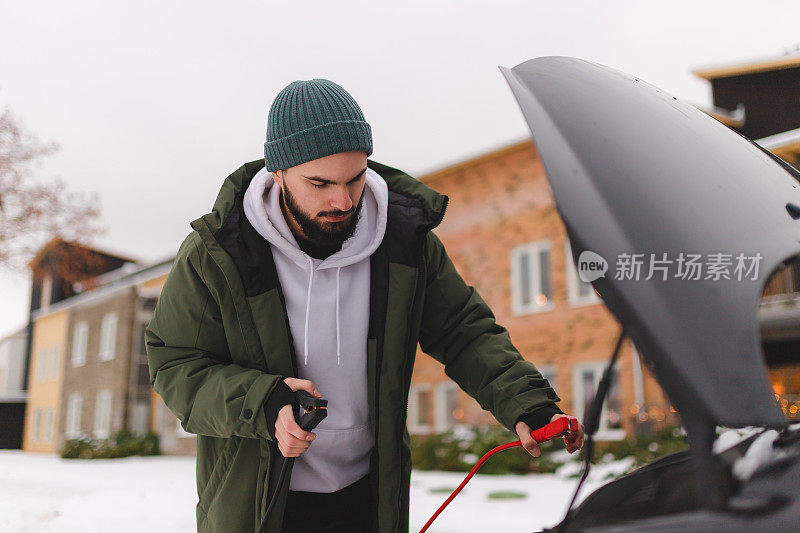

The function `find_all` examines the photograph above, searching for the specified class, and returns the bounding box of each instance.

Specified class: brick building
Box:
[407,140,668,440]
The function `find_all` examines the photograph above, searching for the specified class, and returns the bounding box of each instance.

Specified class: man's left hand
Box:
[515,413,585,458]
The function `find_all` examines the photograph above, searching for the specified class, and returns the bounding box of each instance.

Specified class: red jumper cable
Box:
[419,416,580,533]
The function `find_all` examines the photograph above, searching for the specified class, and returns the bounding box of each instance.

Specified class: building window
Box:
[408,384,434,434]
[175,417,193,438]
[510,240,553,315]
[565,238,601,306]
[65,393,83,439]
[434,382,462,432]
[48,346,60,380]
[136,320,147,356]
[36,348,48,382]
[99,313,118,362]
[43,408,55,442]
[572,362,625,440]
[71,321,89,367]
[32,408,42,443]
[539,364,557,393]
[93,389,113,439]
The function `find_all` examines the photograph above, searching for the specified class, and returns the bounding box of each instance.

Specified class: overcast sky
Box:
[1,0,799,339]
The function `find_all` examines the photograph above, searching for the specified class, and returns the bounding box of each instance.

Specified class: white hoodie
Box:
[243,166,389,493]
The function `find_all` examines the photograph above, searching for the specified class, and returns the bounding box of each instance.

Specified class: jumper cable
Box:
[419,416,579,533]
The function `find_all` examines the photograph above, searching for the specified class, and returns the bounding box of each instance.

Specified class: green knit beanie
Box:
[264,78,373,172]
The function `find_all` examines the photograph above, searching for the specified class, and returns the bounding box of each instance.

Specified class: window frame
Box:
[48,346,60,380]
[510,239,554,315]
[32,408,42,443]
[175,415,193,438]
[93,389,113,439]
[98,313,118,362]
[65,392,83,439]
[43,407,55,443]
[538,363,558,394]
[36,347,48,382]
[565,238,602,307]
[407,383,434,435]
[571,361,625,441]
[71,321,89,367]
[434,381,461,433]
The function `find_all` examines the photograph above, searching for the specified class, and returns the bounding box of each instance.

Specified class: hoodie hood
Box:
[242,166,388,367]
[243,166,388,271]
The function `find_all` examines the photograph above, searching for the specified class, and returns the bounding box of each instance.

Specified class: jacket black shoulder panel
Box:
[213,191,279,298]
[384,189,444,267]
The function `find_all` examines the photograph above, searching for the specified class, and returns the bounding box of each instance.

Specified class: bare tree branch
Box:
[0,107,106,275]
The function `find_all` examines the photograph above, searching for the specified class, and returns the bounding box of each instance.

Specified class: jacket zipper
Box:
[403,195,449,401]
[259,281,299,525]
[398,247,422,526]
[399,195,449,524]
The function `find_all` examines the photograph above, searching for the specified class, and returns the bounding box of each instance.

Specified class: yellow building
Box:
[22,309,69,453]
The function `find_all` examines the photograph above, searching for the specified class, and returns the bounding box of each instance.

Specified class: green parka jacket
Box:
[145,158,562,532]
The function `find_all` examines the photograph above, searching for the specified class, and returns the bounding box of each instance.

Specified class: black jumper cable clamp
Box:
[295,390,328,430]
[257,390,328,533]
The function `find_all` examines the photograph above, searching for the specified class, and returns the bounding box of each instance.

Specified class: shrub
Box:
[410,431,468,472]
[410,424,688,477]
[592,425,688,470]
[59,430,161,459]
[60,438,94,459]
[411,425,562,475]
[468,424,560,474]
[487,491,527,499]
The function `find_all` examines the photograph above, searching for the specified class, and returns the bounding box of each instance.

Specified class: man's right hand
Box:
[275,378,321,458]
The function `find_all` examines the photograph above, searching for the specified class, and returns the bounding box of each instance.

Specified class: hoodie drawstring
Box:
[303,260,343,366]
[303,256,314,366]
[336,267,341,366]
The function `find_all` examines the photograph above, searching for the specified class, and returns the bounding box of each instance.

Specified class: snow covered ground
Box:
[0,449,630,532]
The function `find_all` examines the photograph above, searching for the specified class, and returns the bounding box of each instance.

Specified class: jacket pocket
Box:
[198,435,240,513]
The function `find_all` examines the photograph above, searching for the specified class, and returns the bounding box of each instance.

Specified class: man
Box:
[145,78,584,533]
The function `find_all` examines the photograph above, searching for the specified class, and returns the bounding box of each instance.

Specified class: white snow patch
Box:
[0,451,197,533]
[730,429,795,482]
[712,426,765,454]
[0,449,635,532]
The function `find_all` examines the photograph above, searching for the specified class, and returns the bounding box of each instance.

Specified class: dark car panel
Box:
[499,56,800,530]
[499,56,790,429]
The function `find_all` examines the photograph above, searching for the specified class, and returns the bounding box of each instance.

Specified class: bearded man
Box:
[146,78,583,533]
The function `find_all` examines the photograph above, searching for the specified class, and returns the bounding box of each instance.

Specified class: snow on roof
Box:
[755,127,800,151]
[693,53,800,80]
[31,256,174,320]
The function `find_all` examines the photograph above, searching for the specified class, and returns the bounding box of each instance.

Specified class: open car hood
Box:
[499,56,792,429]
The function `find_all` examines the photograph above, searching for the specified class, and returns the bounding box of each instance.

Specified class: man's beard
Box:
[281,181,365,247]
